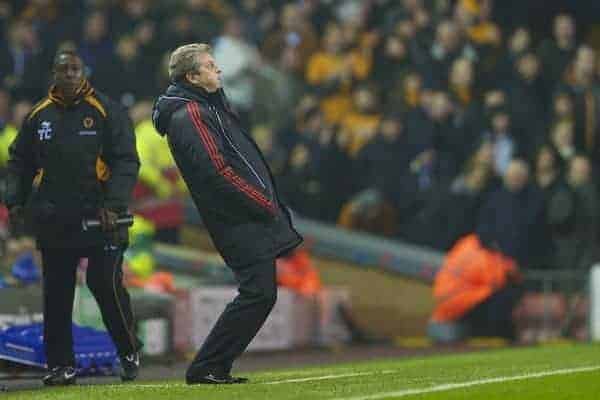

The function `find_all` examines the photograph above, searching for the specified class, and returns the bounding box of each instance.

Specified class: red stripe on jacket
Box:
[186,102,275,213]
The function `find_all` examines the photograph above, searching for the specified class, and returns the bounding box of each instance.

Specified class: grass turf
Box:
[5,344,600,399]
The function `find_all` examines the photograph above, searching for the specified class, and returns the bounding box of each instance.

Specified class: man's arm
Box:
[171,102,276,222]
[5,116,36,209]
[102,102,140,212]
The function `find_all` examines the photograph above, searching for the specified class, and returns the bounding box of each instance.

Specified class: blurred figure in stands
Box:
[341,84,382,156]
[213,16,262,127]
[506,53,547,159]
[482,107,515,176]
[538,14,577,99]
[262,3,318,72]
[78,10,112,79]
[558,46,600,163]
[0,19,45,100]
[305,22,371,124]
[563,156,599,270]
[476,159,548,267]
[550,120,577,167]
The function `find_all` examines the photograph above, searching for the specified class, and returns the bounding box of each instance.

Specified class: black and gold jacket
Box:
[4,80,140,248]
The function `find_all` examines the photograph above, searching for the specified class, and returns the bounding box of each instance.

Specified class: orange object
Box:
[431,234,518,322]
[276,249,322,296]
[126,271,176,294]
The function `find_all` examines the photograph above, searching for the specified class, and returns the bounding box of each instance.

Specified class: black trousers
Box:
[462,285,523,341]
[41,245,142,368]
[187,258,277,378]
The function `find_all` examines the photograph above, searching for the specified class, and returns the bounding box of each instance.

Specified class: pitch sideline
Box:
[336,365,600,400]
[112,364,600,394]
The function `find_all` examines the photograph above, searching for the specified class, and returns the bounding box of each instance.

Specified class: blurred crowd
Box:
[2,0,600,272]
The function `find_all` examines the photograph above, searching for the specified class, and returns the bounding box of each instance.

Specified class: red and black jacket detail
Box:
[153,83,302,267]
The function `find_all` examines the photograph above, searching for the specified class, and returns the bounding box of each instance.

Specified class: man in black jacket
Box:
[152,43,302,384]
[5,51,142,385]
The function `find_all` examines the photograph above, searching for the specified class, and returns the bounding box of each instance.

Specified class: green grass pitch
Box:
[6,344,600,399]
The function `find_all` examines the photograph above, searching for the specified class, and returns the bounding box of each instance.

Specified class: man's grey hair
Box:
[168,43,212,82]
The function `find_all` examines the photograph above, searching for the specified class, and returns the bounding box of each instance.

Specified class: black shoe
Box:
[42,366,77,386]
[186,372,248,385]
[227,375,249,384]
[120,352,140,382]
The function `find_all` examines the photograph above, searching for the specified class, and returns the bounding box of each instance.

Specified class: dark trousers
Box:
[41,245,141,368]
[462,285,523,341]
[187,258,277,378]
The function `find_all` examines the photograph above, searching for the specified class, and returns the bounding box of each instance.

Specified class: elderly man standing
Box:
[152,44,302,384]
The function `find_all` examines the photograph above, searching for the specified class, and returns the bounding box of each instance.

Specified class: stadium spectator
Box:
[185,0,230,41]
[550,120,577,167]
[447,58,481,160]
[558,46,600,165]
[355,114,413,220]
[342,84,382,155]
[476,159,548,267]
[78,10,112,78]
[482,107,515,176]
[538,14,577,99]
[406,156,494,250]
[262,3,318,70]
[373,34,412,111]
[306,22,370,124]
[0,19,45,100]
[417,19,477,89]
[253,44,306,131]
[506,53,547,159]
[110,0,152,35]
[494,27,532,85]
[213,17,262,127]
[533,145,575,268]
[95,35,154,106]
[279,141,322,219]
[551,91,575,127]
[564,156,599,270]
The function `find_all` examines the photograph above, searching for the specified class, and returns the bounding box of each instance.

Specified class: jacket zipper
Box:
[210,105,267,189]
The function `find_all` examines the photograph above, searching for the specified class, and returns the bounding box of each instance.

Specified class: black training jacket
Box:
[5,84,139,248]
[152,83,302,267]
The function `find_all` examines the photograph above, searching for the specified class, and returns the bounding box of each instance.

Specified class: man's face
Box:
[504,161,529,192]
[450,59,473,86]
[517,54,539,81]
[576,47,596,77]
[437,22,459,52]
[569,157,591,186]
[191,53,222,92]
[554,15,575,43]
[53,54,84,96]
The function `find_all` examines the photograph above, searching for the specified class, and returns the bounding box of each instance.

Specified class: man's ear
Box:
[185,71,198,85]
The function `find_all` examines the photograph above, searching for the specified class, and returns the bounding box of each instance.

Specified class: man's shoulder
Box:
[89,90,123,116]
[26,97,54,123]
[171,100,214,125]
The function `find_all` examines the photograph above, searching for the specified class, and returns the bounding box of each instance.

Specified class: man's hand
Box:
[98,207,118,232]
[8,205,25,237]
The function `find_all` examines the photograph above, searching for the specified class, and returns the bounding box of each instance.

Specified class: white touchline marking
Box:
[337,365,600,400]
[107,370,399,389]
[105,383,185,389]
[265,370,397,385]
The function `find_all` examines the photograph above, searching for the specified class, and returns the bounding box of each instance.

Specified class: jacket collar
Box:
[168,81,225,107]
[48,79,95,107]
